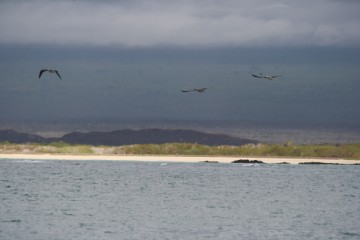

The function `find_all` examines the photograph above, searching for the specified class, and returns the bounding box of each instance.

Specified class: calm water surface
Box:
[0,159,359,240]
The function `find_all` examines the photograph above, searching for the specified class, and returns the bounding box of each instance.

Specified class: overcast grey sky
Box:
[1,0,360,47]
[0,0,360,129]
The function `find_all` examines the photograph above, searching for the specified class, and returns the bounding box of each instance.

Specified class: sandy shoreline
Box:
[0,153,359,164]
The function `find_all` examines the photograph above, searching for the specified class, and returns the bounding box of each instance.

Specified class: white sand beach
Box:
[0,154,358,164]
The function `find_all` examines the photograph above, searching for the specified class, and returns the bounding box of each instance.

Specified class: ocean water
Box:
[0,159,359,240]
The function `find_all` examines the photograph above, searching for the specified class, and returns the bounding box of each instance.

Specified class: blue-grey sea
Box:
[1,159,359,240]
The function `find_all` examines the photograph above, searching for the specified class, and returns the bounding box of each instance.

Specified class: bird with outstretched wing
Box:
[252,73,281,80]
[181,87,209,93]
[39,69,62,79]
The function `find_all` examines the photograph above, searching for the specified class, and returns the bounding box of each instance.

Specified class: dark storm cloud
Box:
[0,0,360,47]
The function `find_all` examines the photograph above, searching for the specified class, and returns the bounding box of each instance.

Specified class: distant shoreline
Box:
[0,154,359,165]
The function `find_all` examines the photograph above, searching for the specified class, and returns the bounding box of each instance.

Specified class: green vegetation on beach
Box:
[119,143,360,159]
[0,141,94,155]
[1,141,359,159]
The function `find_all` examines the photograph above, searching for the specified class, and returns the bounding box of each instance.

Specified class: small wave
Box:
[242,163,260,167]
[340,232,360,237]
[3,220,22,223]
[14,160,44,163]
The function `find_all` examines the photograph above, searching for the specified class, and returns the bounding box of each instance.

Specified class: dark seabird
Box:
[181,87,209,93]
[251,73,281,80]
[39,69,62,79]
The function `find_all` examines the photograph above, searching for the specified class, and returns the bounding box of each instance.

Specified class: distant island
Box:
[0,129,258,146]
[0,129,359,160]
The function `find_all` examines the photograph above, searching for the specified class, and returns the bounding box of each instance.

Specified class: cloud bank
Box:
[0,0,360,47]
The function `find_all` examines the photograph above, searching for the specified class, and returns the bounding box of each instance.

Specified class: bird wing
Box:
[54,70,62,79]
[198,88,208,92]
[39,69,47,79]
[267,75,281,80]
[251,74,263,78]
[181,89,195,92]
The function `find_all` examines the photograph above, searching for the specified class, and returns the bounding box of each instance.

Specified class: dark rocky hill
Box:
[0,129,46,144]
[0,129,259,146]
[56,129,259,146]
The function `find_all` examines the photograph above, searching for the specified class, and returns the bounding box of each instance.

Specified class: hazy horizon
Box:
[1,118,360,145]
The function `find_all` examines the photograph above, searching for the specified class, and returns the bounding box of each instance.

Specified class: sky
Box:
[0,0,360,130]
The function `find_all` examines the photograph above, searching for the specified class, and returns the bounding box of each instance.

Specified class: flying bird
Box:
[181,87,209,93]
[251,73,281,80]
[39,69,62,79]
